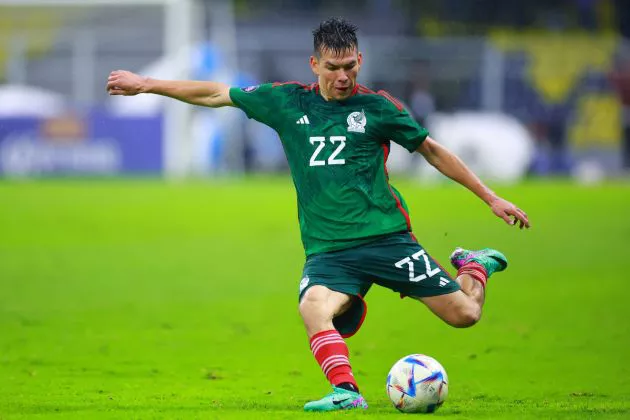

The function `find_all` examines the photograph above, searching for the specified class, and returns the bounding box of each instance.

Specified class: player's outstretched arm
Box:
[417,136,530,229]
[106,70,233,108]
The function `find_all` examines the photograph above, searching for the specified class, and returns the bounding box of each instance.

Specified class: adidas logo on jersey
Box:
[296,115,310,125]
[439,277,450,287]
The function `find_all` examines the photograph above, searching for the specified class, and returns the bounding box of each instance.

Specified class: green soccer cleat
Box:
[303,386,368,412]
[449,247,508,278]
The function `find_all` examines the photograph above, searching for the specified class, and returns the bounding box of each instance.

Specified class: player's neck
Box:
[316,83,359,102]
[318,84,332,102]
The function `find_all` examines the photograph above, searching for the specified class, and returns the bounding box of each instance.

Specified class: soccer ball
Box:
[386,354,448,413]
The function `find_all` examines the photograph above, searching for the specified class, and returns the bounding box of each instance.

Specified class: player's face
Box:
[310,47,362,101]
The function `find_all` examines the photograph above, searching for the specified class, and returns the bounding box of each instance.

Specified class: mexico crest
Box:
[347,110,366,133]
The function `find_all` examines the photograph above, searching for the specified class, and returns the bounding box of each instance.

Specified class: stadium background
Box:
[0,1,628,418]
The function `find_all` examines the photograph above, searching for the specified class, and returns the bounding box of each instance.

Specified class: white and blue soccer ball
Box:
[386,354,449,413]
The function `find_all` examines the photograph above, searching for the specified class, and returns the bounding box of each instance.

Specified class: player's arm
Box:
[106,70,233,108]
[416,137,530,229]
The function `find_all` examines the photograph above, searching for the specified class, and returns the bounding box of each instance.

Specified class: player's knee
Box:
[449,306,481,328]
[298,287,330,320]
[299,290,336,336]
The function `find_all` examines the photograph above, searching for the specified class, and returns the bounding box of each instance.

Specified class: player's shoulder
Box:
[355,84,406,112]
[270,81,316,94]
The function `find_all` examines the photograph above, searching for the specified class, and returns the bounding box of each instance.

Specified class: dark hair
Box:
[313,17,358,57]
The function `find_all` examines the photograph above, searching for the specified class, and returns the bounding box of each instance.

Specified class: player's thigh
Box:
[298,252,372,338]
[357,235,479,326]
[412,291,479,327]
[351,232,460,299]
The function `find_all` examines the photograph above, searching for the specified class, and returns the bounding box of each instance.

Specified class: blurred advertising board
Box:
[0,111,162,176]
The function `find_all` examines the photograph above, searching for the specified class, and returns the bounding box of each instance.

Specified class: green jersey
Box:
[229,82,428,256]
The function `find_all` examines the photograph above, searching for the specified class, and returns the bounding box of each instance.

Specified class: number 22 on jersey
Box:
[309,136,346,166]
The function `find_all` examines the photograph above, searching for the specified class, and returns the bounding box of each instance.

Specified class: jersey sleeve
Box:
[377,97,429,153]
[229,83,286,131]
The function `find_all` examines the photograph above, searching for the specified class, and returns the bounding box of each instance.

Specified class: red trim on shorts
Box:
[340,294,367,339]
[382,143,412,231]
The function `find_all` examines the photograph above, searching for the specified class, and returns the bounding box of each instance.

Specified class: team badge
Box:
[241,85,259,93]
[299,276,310,293]
[347,110,366,133]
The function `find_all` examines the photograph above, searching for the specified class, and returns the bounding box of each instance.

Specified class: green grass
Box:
[0,178,628,419]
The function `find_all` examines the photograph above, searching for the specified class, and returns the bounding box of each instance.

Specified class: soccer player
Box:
[107,17,530,412]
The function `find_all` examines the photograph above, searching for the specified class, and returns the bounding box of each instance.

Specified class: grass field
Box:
[0,178,628,419]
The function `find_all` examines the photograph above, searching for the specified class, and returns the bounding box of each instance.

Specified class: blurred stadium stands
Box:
[0,0,628,179]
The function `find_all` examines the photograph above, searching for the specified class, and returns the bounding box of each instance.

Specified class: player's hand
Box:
[107,70,148,96]
[489,197,530,229]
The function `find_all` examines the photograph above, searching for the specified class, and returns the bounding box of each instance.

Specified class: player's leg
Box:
[298,255,370,411]
[299,287,368,411]
[417,247,508,327]
[349,232,508,328]
[416,289,482,328]
[299,285,353,337]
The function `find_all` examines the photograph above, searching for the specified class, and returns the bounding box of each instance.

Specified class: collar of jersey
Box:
[312,83,360,103]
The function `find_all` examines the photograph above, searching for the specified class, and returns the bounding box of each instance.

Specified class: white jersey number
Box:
[395,249,441,282]
[309,136,346,166]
